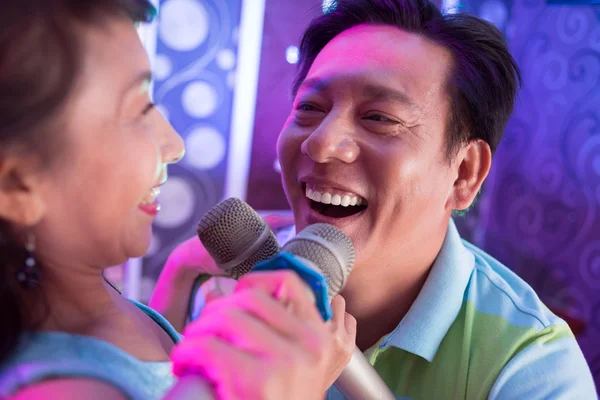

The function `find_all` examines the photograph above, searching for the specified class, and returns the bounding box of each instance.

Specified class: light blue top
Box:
[0,301,181,399]
[277,221,597,399]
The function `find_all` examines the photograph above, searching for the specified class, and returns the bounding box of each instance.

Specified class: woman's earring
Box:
[16,233,41,289]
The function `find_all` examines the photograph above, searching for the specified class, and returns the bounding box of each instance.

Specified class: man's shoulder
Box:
[449,241,590,396]
[461,240,564,333]
[386,241,592,398]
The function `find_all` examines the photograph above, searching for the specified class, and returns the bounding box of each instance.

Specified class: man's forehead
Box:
[314,24,447,68]
[303,24,452,99]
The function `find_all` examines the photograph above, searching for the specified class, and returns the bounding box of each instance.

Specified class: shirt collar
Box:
[380,219,475,362]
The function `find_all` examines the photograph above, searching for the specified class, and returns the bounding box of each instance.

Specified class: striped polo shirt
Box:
[316,220,596,399]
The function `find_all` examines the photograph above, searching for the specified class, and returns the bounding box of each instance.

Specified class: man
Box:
[152,0,596,398]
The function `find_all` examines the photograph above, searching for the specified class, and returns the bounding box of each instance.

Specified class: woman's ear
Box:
[0,155,47,226]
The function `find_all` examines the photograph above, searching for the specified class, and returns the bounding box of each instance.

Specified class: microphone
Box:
[201,199,397,400]
[251,223,395,400]
[168,198,395,400]
[252,222,353,321]
[196,197,281,279]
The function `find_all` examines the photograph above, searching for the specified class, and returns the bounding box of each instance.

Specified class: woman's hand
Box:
[149,214,295,331]
[149,236,222,331]
[170,270,356,400]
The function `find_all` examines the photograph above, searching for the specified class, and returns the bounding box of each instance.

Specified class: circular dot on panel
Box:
[154,176,196,229]
[322,0,337,14]
[156,105,169,121]
[216,49,236,70]
[154,54,173,81]
[185,126,227,170]
[443,0,460,15]
[159,0,209,52]
[181,81,218,118]
[226,71,236,89]
[286,45,300,64]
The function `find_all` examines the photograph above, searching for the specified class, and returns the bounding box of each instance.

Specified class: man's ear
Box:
[450,139,492,211]
[0,155,47,227]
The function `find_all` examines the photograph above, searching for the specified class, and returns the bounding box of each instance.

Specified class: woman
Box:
[0,1,352,399]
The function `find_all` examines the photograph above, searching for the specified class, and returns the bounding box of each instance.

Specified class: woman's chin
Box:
[125,229,153,259]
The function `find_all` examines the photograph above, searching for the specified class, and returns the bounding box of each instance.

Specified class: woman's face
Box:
[32,17,184,269]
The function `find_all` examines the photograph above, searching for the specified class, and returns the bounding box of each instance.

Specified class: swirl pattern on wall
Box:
[479,0,600,388]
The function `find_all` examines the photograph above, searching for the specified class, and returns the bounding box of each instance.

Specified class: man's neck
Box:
[344,263,431,351]
[341,219,450,351]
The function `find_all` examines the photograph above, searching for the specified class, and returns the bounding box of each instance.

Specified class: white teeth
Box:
[150,187,160,200]
[341,195,350,207]
[305,186,363,208]
[141,187,160,205]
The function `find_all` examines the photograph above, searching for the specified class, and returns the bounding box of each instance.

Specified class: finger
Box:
[329,295,346,329]
[201,277,238,304]
[182,303,293,358]
[187,288,323,348]
[344,312,357,338]
[235,270,324,324]
[169,236,224,276]
[329,295,356,335]
[170,336,251,400]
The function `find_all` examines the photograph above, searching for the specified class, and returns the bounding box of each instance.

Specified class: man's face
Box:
[277,24,459,274]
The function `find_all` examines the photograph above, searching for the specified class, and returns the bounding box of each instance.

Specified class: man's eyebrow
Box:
[298,77,330,94]
[298,78,418,109]
[362,84,418,110]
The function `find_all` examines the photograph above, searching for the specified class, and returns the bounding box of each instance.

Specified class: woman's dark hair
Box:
[0,0,155,365]
[293,0,523,157]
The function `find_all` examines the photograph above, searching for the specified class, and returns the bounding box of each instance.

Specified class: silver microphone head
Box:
[282,223,355,298]
[197,198,280,279]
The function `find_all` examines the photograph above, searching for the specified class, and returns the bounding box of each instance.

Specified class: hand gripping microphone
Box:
[167,198,395,400]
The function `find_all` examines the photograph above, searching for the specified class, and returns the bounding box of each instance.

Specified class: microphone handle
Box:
[162,375,216,400]
[334,347,397,400]
[252,253,396,400]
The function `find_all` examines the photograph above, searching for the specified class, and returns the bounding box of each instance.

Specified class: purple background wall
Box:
[478,0,600,387]
[246,1,321,209]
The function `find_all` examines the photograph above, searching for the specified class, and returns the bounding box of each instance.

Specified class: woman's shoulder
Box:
[0,303,178,399]
[6,377,128,400]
